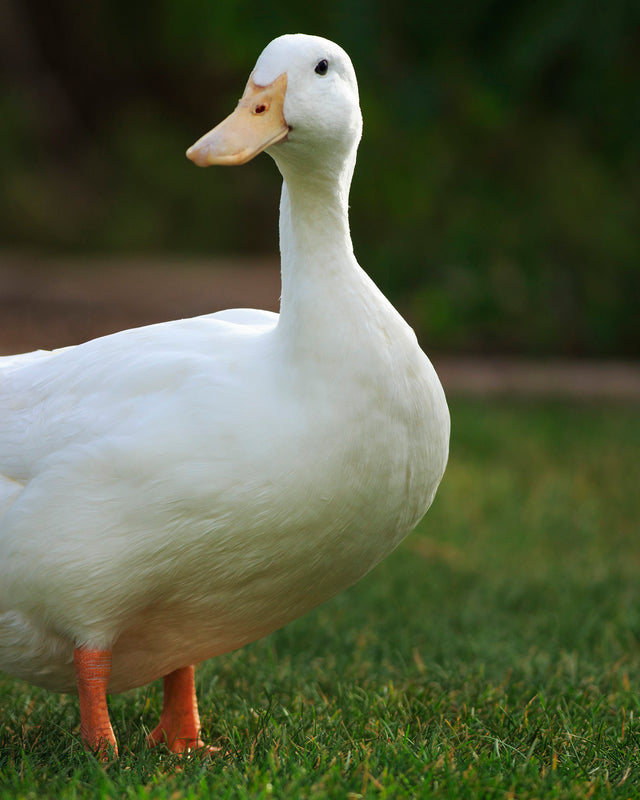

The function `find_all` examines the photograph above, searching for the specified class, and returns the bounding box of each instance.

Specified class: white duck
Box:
[0,34,449,755]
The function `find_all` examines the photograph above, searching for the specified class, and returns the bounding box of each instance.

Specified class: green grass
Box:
[1,398,639,798]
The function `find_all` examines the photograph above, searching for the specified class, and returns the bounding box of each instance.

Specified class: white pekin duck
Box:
[0,34,449,756]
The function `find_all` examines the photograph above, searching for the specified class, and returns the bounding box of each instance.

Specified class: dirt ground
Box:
[2,252,639,401]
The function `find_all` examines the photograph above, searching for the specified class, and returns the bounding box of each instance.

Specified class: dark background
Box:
[1,0,638,356]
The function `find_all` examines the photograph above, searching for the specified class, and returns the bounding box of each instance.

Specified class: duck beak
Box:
[186,73,289,166]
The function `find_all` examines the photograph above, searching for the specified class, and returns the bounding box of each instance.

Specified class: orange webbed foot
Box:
[74,646,118,759]
[147,665,218,755]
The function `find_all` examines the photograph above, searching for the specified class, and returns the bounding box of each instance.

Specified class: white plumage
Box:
[0,34,448,745]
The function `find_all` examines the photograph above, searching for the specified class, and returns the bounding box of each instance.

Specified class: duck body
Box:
[1,268,447,694]
[0,33,448,751]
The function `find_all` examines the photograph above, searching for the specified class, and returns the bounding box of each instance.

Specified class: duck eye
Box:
[315,59,329,76]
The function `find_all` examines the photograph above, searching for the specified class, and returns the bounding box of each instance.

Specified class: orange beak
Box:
[186,73,289,166]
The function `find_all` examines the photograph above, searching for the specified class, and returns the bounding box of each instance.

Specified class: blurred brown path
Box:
[1,253,639,401]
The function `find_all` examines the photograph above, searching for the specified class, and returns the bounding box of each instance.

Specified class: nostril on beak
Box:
[254,104,267,115]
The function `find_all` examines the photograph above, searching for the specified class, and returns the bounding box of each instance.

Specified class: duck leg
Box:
[147,665,212,753]
[74,646,118,757]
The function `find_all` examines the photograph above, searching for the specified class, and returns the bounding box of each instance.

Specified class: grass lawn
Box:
[1,398,639,798]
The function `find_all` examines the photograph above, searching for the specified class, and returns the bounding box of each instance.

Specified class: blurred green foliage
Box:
[1,0,638,355]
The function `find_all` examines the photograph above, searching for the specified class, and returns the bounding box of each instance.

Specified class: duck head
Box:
[186,34,362,179]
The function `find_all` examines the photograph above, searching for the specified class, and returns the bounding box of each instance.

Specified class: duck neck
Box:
[275,162,359,344]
